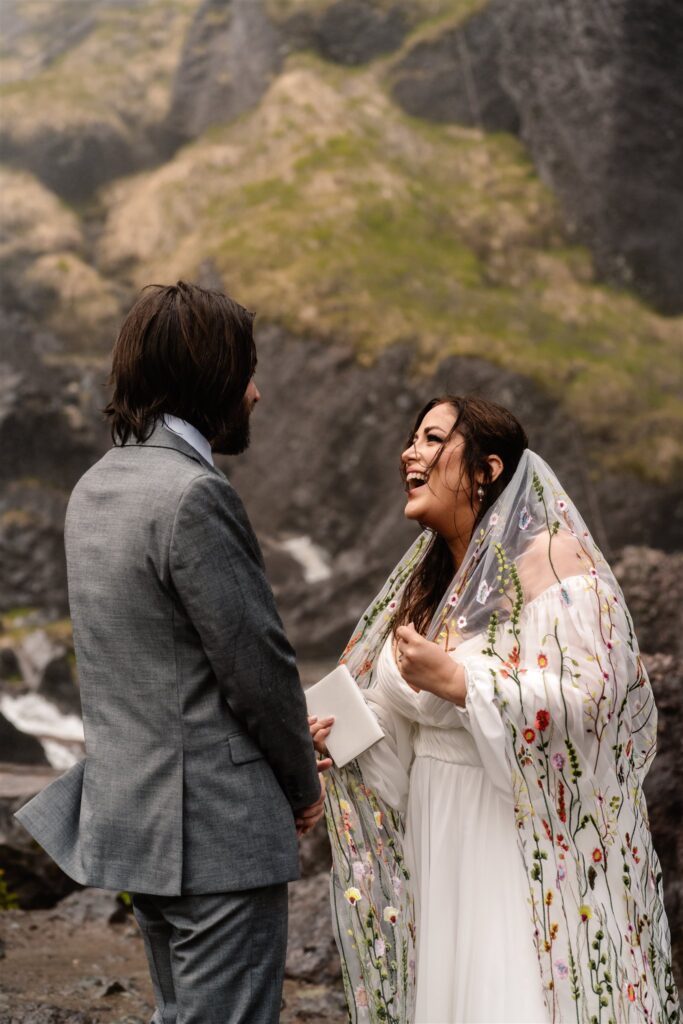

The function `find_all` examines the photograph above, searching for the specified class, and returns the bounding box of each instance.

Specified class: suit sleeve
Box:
[169,472,321,812]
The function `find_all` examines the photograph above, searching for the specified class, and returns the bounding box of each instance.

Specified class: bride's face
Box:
[401,403,474,537]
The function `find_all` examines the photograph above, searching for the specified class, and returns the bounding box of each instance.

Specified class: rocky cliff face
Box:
[1,0,680,689]
[390,0,683,315]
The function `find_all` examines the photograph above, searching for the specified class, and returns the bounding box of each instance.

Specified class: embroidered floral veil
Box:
[324,449,677,1024]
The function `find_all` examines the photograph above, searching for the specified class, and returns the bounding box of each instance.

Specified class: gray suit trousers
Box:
[132,884,288,1024]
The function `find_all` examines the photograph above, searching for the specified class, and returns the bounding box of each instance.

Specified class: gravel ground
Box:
[0,903,347,1023]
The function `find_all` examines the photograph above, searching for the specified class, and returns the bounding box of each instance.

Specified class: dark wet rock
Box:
[0,715,48,767]
[16,630,80,716]
[299,819,332,878]
[54,887,127,927]
[286,871,341,982]
[614,547,683,658]
[0,648,21,685]
[492,0,683,314]
[391,0,683,313]
[390,6,518,131]
[164,0,284,147]
[0,483,70,619]
[0,120,147,205]
[0,310,108,616]
[643,653,683,980]
[0,312,105,491]
[0,763,78,908]
[313,1,408,66]
[101,979,127,997]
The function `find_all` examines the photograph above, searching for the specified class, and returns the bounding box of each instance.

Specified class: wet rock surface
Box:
[18,633,79,718]
[0,717,48,768]
[312,0,408,66]
[391,0,683,313]
[614,547,683,659]
[642,653,683,978]
[391,6,519,131]
[165,0,284,147]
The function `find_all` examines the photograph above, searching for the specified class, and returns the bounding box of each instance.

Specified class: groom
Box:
[16,282,325,1023]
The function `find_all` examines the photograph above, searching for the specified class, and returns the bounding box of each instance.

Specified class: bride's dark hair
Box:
[394,395,528,635]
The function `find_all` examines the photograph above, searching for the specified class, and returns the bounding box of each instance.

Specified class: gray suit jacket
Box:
[16,423,321,896]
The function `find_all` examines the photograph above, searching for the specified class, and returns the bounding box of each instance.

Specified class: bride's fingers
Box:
[317,757,333,772]
[396,622,419,642]
[310,716,334,730]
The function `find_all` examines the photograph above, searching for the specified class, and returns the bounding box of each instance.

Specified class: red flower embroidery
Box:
[535,709,550,731]
[592,848,603,863]
[537,653,548,669]
[627,983,636,1002]
[523,727,536,744]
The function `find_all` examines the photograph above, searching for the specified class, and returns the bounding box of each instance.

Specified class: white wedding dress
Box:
[358,630,550,1024]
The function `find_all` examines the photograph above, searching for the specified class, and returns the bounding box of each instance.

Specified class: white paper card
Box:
[305,663,385,767]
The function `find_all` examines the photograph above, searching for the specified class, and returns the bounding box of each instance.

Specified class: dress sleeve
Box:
[355,687,414,814]
[454,574,649,797]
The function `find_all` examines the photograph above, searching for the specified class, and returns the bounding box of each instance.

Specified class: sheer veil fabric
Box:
[324,450,679,1024]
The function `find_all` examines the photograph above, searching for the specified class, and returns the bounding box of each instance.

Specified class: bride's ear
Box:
[481,454,503,484]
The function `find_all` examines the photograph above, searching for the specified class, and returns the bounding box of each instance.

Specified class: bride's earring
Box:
[477,485,485,500]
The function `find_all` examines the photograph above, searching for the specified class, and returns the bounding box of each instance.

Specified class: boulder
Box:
[54,887,127,926]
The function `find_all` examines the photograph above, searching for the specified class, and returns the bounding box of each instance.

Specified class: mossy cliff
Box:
[1,0,681,622]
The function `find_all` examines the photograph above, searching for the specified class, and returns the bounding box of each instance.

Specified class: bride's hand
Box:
[308,715,334,770]
[395,623,467,706]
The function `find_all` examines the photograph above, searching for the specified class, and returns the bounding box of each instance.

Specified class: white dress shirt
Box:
[162,414,214,466]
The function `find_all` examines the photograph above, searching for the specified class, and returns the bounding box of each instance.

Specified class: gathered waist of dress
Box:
[413,723,482,767]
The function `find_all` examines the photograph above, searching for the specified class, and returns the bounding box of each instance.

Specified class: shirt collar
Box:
[162,414,214,466]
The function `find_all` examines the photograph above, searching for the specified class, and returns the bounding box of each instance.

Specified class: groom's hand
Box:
[295,776,326,836]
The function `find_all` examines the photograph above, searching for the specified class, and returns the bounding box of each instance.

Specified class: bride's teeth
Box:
[407,473,427,488]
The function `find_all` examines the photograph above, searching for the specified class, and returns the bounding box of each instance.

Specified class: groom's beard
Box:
[211,397,253,455]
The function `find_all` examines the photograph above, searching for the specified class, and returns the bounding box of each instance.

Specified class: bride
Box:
[311,396,678,1024]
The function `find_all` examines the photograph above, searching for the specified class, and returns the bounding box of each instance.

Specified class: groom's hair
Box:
[104,281,256,445]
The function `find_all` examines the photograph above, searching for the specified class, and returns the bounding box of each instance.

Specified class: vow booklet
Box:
[305,663,385,767]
